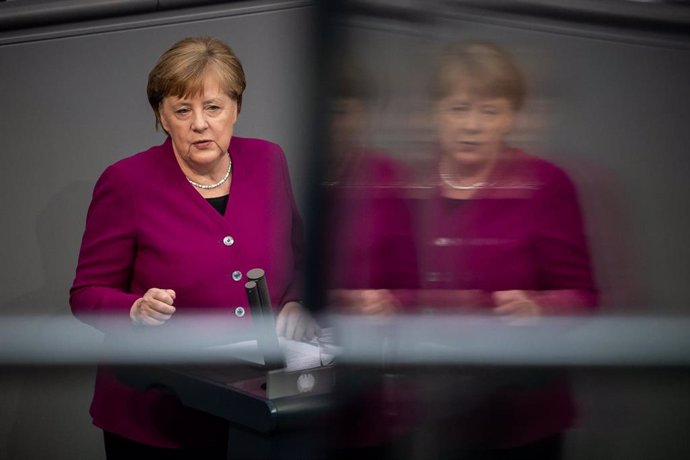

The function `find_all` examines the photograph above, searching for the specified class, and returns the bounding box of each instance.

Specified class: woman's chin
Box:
[188,146,224,163]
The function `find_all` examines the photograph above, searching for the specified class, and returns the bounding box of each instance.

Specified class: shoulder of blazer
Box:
[103,139,179,184]
[230,136,284,159]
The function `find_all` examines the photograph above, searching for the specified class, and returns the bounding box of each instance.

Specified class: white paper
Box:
[279,337,322,370]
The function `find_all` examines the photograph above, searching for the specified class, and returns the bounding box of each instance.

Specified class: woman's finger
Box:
[292,317,308,342]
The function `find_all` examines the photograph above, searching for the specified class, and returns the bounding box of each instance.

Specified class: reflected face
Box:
[436,90,516,168]
[158,73,238,170]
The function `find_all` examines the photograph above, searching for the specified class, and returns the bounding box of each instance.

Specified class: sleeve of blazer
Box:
[70,163,140,331]
[533,163,599,313]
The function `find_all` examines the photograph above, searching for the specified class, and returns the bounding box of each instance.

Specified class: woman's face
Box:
[158,72,238,171]
[436,87,516,169]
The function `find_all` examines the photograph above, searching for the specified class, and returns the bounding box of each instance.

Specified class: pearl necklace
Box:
[186,154,232,190]
[439,164,490,190]
[440,173,489,190]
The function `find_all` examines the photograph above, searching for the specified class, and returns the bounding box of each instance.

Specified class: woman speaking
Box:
[70,36,316,458]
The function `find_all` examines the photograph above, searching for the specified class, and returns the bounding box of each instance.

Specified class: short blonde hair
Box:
[147,36,246,130]
[432,42,526,110]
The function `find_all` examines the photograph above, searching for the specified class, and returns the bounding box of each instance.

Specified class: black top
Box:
[206,194,229,215]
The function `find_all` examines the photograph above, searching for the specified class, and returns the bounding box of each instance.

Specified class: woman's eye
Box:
[206,105,222,112]
[450,105,469,113]
[175,108,190,115]
[482,107,499,116]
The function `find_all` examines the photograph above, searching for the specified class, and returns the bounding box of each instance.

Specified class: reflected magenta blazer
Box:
[70,136,304,448]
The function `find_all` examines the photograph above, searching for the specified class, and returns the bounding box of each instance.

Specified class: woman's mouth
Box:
[193,140,214,149]
[458,141,481,152]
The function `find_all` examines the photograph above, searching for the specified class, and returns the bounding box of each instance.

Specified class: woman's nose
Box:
[462,109,482,133]
[191,111,208,131]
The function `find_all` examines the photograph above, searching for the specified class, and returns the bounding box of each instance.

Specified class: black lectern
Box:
[121,362,333,459]
[118,268,335,459]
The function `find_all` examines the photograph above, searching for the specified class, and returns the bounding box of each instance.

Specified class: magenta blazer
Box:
[70,136,304,448]
[418,147,598,310]
[416,147,599,448]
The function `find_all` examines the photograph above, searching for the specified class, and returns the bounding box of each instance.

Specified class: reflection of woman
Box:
[70,37,315,458]
[417,43,598,458]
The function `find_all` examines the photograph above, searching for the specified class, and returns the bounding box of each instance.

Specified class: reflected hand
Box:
[329,289,400,316]
[276,301,320,341]
[492,290,541,323]
[130,288,176,326]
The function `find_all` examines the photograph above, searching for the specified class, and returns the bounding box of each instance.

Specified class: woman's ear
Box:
[229,100,239,125]
[158,106,170,134]
[233,100,239,119]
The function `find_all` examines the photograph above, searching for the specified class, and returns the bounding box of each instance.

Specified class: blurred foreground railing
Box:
[2,313,690,368]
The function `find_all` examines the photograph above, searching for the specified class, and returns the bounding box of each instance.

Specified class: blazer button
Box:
[234,306,246,318]
[223,235,235,246]
[232,270,242,281]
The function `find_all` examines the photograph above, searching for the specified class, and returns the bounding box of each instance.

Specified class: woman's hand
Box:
[328,289,400,316]
[130,288,176,326]
[275,301,320,341]
[492,290,541,322]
